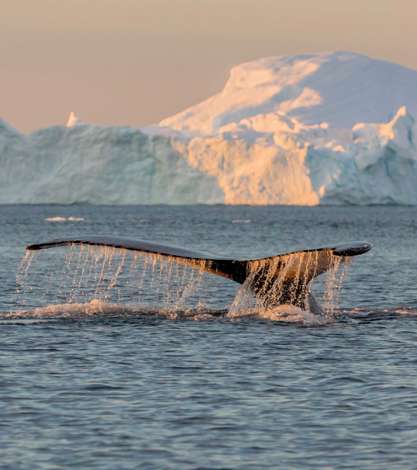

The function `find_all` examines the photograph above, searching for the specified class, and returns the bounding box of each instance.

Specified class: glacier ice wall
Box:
[1,51,417,205]
[0,123,223,204]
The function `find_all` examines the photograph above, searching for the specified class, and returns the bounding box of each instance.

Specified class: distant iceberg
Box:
[1,51,417,205]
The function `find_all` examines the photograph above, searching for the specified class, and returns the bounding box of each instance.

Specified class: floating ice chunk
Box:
[45,216,85,222]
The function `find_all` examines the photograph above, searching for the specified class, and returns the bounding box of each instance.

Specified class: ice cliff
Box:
[1,51,417,204]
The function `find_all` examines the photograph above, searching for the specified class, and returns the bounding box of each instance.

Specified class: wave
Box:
[4,300,417,326]
[0,299,333,325]
[343,306,417,320]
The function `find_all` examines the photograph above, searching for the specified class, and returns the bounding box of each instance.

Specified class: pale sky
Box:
[1,0,416,132]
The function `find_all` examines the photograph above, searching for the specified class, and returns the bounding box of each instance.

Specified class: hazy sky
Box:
[1,0,416,132]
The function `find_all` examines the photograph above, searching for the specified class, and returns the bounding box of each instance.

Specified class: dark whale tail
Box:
[26,237,371,314]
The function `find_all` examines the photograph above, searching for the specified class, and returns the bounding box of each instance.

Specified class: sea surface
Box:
[1,205,417,469]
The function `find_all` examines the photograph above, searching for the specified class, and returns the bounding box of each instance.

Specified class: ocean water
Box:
[1,205,417,469]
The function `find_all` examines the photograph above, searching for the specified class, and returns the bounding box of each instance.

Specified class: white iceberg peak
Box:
[161,51,417,135]
[66,112,81,128]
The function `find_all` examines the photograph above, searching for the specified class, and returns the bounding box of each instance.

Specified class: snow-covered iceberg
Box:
[1,51,417,204]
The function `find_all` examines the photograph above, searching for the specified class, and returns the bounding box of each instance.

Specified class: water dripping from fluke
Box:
[13,238,371,323]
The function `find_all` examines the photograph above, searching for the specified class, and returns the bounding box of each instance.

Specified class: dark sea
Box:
[1,205,417,469]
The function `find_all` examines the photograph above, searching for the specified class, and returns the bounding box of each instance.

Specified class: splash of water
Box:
[322,255,351,318]
[228,250,349,319]
[15,250,35,299]
[15,245,216,311]
[14,245,351,321]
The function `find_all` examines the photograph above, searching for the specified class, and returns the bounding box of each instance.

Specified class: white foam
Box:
[1,299,221,321]
[0,299,332,325]
[257,305,333,325]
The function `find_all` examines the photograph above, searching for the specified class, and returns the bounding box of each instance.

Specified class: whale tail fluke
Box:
[26,237,371,314]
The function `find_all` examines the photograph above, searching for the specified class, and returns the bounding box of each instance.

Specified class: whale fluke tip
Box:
[332,242,372,257]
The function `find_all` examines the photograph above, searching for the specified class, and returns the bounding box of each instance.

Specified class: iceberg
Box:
[1,51,417,205]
